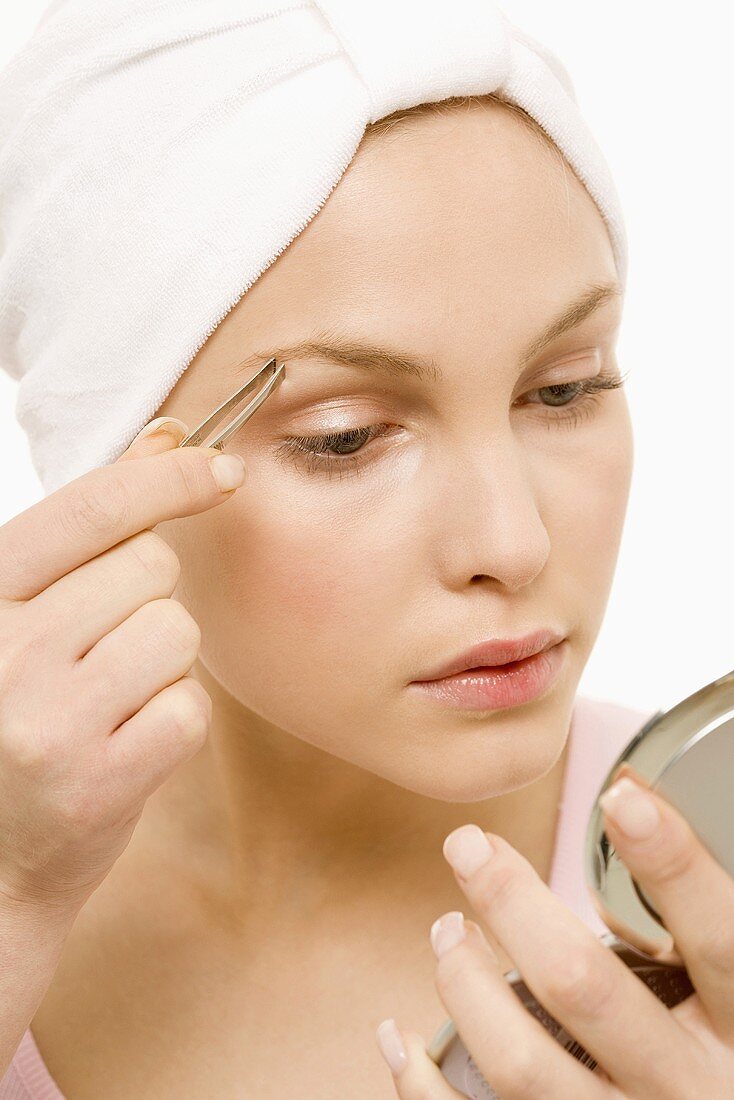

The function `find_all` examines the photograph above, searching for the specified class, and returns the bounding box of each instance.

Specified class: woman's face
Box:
[155,99,633,802]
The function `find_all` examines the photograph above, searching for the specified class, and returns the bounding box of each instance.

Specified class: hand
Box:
[376,769,734,1097]
[0,417,246,918]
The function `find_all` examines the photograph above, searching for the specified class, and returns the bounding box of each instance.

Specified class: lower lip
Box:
[408,641,567,711]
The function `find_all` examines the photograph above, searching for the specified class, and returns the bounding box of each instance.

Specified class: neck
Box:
[139,659,571,936]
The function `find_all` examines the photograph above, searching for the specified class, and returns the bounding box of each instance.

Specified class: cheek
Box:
[239,495,408,628]
[551,409,633,613]
[184,475,431,751]
[227,447,432,627]
[580,412,634,556]
[187,473,422,695]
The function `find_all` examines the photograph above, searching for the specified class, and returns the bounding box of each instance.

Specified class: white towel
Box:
[0,0,627,496]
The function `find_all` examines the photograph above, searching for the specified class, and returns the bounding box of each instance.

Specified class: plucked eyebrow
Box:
[238,281,621,384]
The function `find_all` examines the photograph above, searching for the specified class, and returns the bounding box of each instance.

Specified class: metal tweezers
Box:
[177,357,285,451]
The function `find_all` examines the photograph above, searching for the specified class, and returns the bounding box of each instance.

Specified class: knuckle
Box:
[479,861,522,910]
[57,786,100,832]
[65,474,133,541]
[8,726,61,772]
[182,677,212,719]
[543,944,617,1018]
[168,680,211,744]
[8,737,47,772]
[149,598,201,655]
[506,1046,549,1095]
[125,531,180,588]
[647,835,697,887]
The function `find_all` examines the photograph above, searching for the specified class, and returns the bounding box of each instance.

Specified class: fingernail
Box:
[600,776,661,840]
[210,452,246,492]
[130,417,189,446]
[430,910,466,958]
[375,1018,408,1077]
[443,824,495,878]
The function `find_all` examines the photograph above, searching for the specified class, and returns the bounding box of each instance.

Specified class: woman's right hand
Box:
[0,419,246,919]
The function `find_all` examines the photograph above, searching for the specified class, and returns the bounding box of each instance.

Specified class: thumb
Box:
[116,417,190,463]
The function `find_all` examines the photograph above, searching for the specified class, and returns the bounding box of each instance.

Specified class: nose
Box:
[431,433,551,593]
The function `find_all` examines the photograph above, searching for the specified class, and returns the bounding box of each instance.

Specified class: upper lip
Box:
[413,629,566,682]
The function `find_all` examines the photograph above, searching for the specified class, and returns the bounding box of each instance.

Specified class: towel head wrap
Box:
[0,0,627,496]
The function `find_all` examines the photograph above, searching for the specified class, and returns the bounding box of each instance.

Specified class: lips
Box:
[413,629,566,682]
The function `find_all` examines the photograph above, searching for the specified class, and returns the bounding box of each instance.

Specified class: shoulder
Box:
[565,691,659,787]
[571,691,657,748]
[549,692,659,932]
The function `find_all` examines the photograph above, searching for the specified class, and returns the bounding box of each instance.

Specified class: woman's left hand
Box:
[376,769,734,1098]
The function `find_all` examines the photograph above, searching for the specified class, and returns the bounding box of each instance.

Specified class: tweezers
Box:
[177,357,285,451]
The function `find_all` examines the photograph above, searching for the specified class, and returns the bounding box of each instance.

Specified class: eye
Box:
[275,367,629,477]
[521,367,629,427]
[275,423,393,478]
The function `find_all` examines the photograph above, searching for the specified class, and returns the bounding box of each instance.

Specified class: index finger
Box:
[441,827,695,1094]
[0,442,246,603]
[600,771,734,1035]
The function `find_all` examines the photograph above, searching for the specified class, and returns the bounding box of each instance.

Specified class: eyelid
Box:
[281,406,390,437]
[262,348,605,435]
[523,347,602,387]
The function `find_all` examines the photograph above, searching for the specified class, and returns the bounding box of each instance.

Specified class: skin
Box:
[148,97,630,896]
[387,775,734,1098]
[30,98,635,1097]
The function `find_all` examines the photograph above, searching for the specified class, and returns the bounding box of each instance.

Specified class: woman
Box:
[2,3,733,1098]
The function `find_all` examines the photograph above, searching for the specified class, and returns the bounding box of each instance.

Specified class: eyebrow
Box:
[238,281,622,384]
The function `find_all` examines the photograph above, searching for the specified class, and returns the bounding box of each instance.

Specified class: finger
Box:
[443,825,701,1098]
[375,1022,465,1098]
[104,675,211,806]
[600,767,734,1035]
[21,528,182,662]
[0,429,245,603]
[429,916,611,1099]
[73,597,201,735]
[13,419,188,654]
[114,417,189,462]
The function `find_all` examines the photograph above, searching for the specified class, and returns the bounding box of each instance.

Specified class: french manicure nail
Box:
[375,1018,408,1076]
[443,824,495,877]
[210,452,246,492]
[430,910,466,958]
[600,776,661,840]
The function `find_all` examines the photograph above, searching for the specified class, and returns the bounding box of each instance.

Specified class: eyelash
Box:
[275,368,630,478]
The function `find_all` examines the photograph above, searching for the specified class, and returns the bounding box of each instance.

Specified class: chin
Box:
[377,732,567,803]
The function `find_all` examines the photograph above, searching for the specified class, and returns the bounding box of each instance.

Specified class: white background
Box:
[0,3,731,714]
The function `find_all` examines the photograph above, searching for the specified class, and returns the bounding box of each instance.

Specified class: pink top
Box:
[0,692,654,1098]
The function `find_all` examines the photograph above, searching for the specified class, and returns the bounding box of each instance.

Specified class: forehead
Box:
[193,101,618,390]
[260,100,615,318]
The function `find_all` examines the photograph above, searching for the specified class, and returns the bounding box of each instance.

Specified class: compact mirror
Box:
[427,667,734,1099]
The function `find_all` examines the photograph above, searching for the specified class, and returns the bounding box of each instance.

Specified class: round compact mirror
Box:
[585,667,734,962]
[428,667,734,1099]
